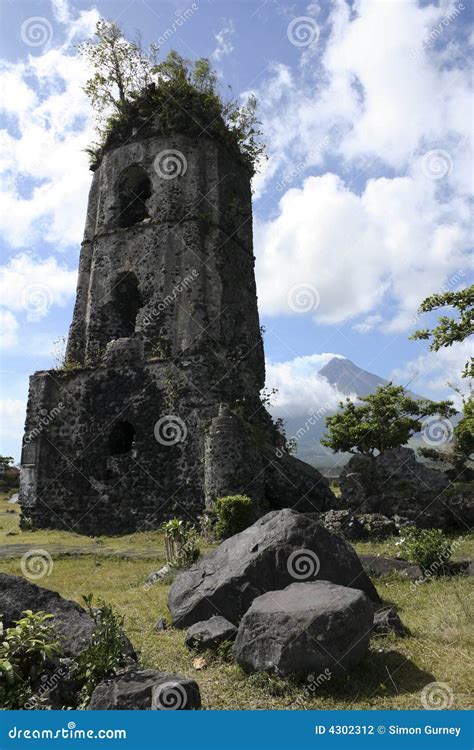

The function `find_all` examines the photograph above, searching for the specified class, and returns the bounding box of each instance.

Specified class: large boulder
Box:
[88,669,201,710]
[233,581,373,677]
[168,509,379,627]
[185,616,237,651]
[339,447,470,530]
[0,573,95,658]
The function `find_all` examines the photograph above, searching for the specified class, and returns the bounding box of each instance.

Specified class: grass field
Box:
[1,495,473,710]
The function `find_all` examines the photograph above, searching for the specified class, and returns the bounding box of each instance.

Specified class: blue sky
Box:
[0,0,473,461]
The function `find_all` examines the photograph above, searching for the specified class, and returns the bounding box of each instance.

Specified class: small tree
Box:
[78,20,264,172]
[0,456,14,470]
[322,383,455,457]
[410,285,474,378]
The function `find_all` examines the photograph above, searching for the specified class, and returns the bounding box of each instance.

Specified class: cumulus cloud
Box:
[0,253,77,322]
[391,340,472,409]
[265,352,347,418]
[256,171,470,327]
[0,6,97,249]
[212,18,235,61]
[0,399,27,460]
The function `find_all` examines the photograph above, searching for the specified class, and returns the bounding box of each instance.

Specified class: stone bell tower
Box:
[20,119,334,534]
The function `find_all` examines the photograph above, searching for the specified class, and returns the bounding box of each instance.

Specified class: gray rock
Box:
[168,509,380,627]
[373,607,407,637]
[0,573,95,659]
[358,513,398,539]
[233,581,374,677]
[154,617,167,632]
[185,616,237,651]
[359,555,422,580]
[339,447,467,530]
[318,510,367,540]
[145,565,172,586]
[87,669,200,710]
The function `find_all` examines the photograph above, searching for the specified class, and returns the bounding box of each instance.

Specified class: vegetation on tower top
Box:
[78,20,265,173]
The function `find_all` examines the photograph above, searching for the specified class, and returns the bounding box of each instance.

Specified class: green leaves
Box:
[77,595,130,707]
[322,383,456,456]
[410,284,474,378]
[0,610,62,709]
[162,519,200,569]
[79,21,265,173]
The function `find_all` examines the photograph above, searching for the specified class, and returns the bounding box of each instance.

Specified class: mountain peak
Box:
[319,357,388,397]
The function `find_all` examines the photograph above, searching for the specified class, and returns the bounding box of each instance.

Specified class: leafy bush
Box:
[399,527,452,574]
[0,611,62,709]
[215,495,254,539]
[77,595,131,706]
[162,519,200,569]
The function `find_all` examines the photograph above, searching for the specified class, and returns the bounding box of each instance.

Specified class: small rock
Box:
[373,608,407,637]
[145,565,171,586]
[185,616,237,651]
[88,668,201,710]
[154,617,167,632]
[192,657,208,670]
[233,580,374,677]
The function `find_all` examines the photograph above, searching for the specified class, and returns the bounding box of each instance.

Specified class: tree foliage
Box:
[419,388,474,481]
[78,21,265,172]
[322,383,455,456]
[410,285,474,378]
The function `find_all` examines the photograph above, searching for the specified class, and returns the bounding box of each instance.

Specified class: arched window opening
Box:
[108,421,135,455]
[117,164,152,228]
[113,272,142,336]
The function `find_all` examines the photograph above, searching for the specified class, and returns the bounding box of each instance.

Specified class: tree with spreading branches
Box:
[322,383,455,457]
[410,285,474,378]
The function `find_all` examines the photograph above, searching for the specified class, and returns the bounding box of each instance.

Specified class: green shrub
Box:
[0,611,62,709]
[215,495,254,539]
[77,595,131,706]
[399,527,452,574]
[162,519,200,569]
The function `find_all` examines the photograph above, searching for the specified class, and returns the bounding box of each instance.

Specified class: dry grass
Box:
[1,494,472,710]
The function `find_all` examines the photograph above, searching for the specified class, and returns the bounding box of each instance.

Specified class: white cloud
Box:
[0,6,97,250]
[265,352,346,418]
[0,310,19,349]
[256,171,470,327]
[0,253,77,322]
[212,18,235,61]
[0,399,26,446]
[253,0,472,195]
[391,341,472,409]
[353,314,382,334]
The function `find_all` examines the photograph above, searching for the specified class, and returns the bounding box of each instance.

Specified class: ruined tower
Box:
[20,118,334,534]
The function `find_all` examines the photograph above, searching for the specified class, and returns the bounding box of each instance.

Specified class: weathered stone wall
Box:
[20,124,335,534]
